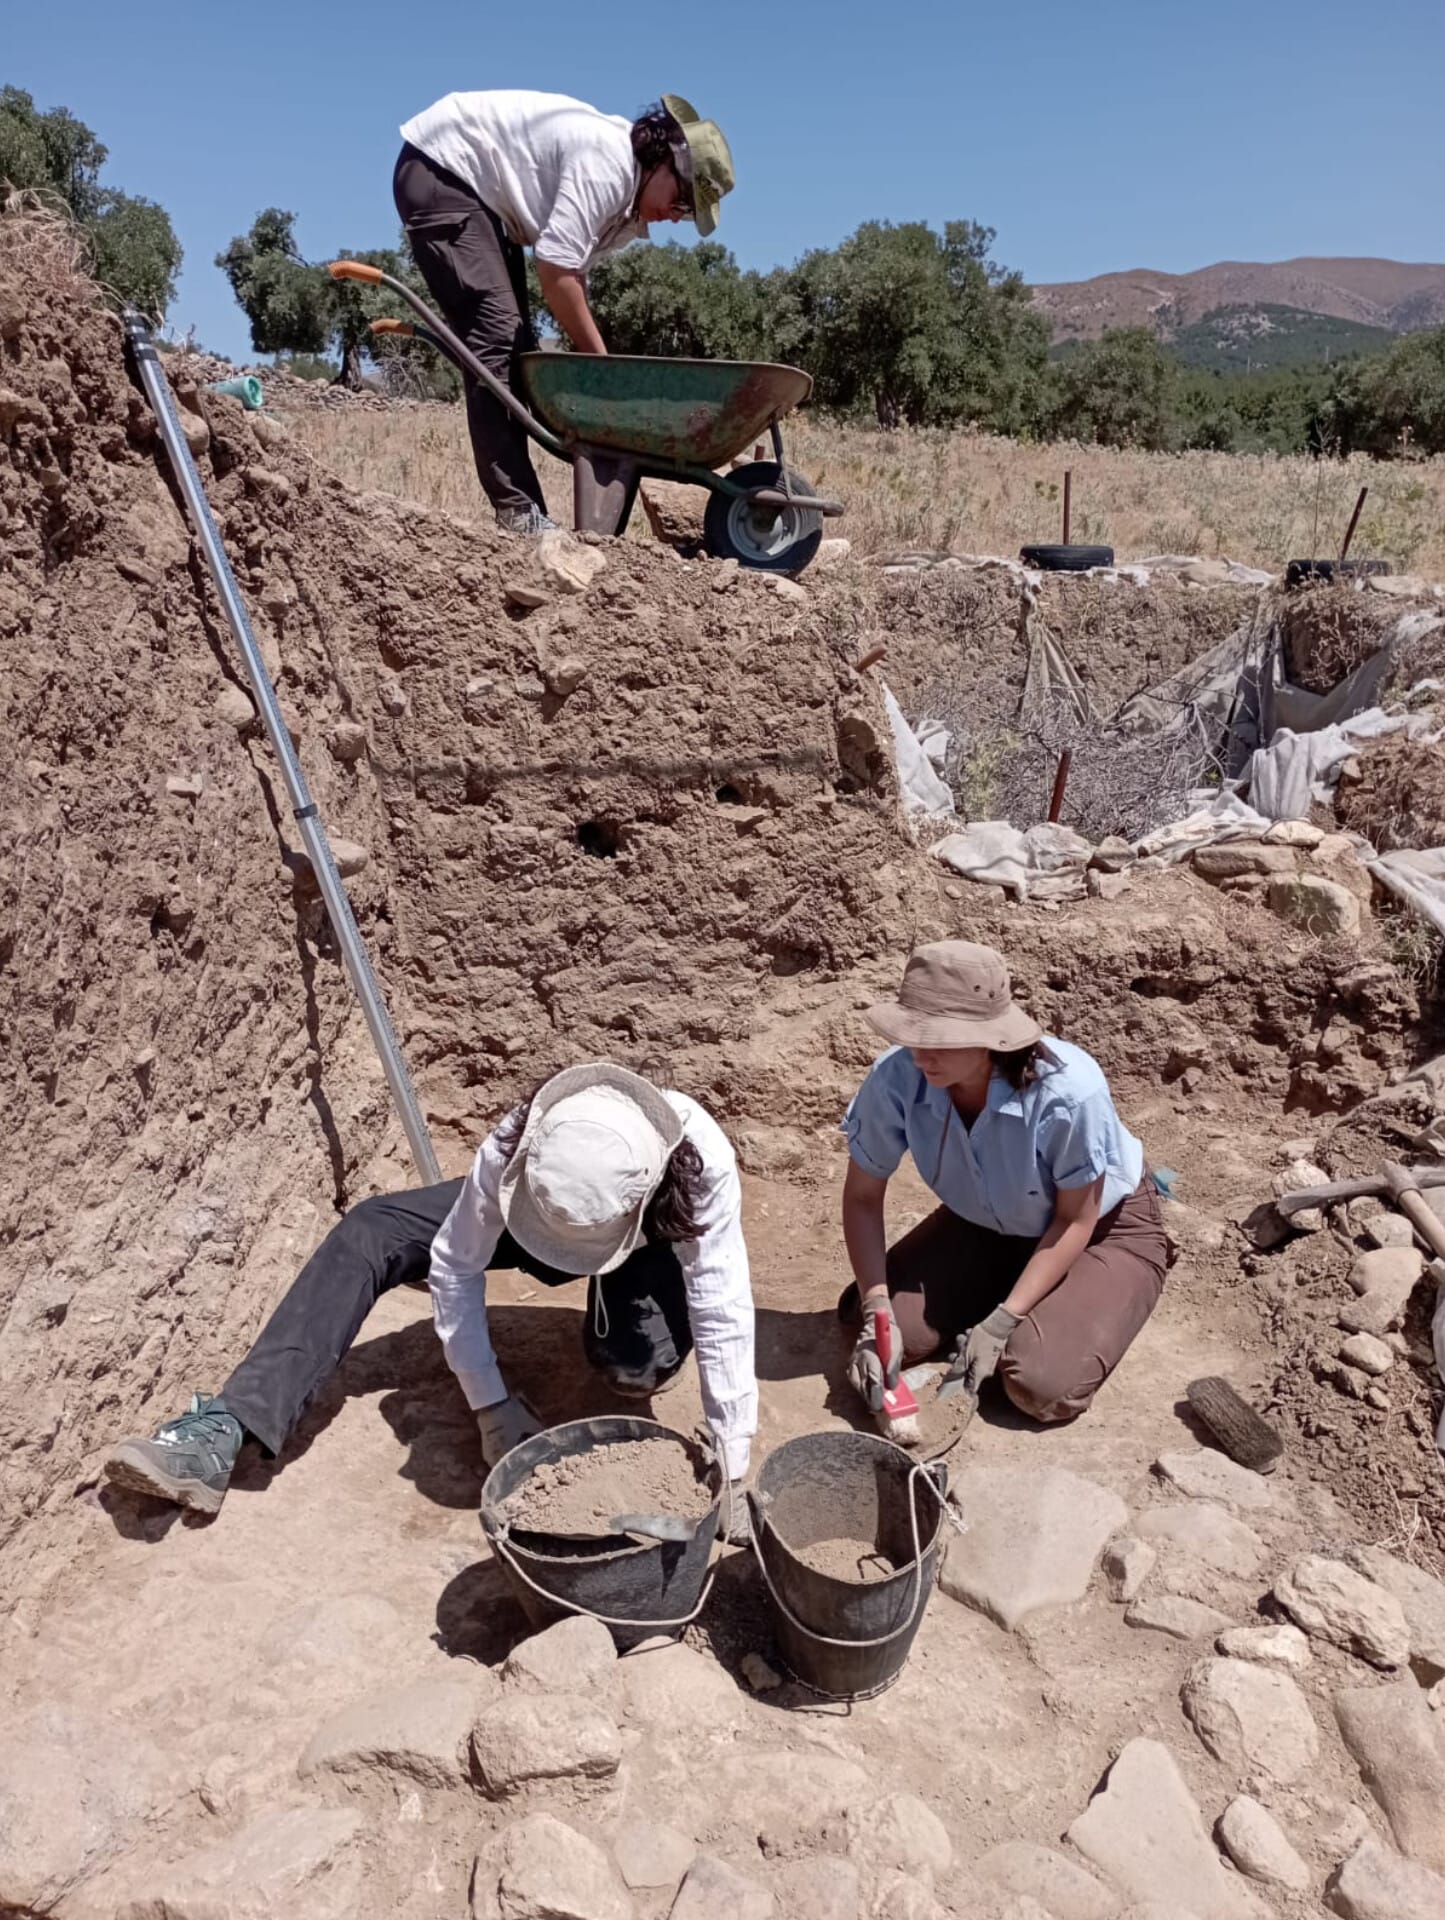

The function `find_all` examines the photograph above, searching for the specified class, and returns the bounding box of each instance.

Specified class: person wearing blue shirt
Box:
[841,940,1171,1431]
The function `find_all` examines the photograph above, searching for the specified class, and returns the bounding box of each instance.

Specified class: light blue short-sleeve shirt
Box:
[843,1039,1144,1239]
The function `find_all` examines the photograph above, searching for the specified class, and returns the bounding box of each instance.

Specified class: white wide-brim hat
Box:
[498,1063,685,1276]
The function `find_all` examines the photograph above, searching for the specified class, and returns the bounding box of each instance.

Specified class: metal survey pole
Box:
[124,311,442,1185]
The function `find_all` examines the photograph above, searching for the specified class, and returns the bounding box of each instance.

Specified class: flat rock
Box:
[612,1820,694,1894]
[1134,1501,1267,1580]
[1194,842,1296,880]
[975,1840,1116,1920]
[300,1671,490,1786]
[1364,1214,1416,1250]
[712,1750,869,1853]
[1344,1548,1445,1685]
[671,1852,775,1920]
[1341,1333,1395,1376]
[1348,1247,1424,1300]
[472,1693,622,1796]
[1275,1556,1410,1669]
[1217,1795,1310,1891]
[768,1855,861,1919]
[1327,1838,1445,1920]
[620,1640,744,1728]
[1268,872,1361,937]
[0,1705,169,1914]
[1215,1623,1313,1670]
[503,1616,618,1695]
[1181,1656,1320,1785]
[939,1466,1127,1630]
[872,1874,942,1920]
[859,1793,952,1877]
[1126,1594,1234,1640]
[1340,1292,1413,1337]
[120,1805,363,1920]
[1103,1534,1156,1603]
[1067,1737,1256,1920]
[1154,1449,1278,1513]
[1264,818,1325,848]
[473,1813,632,1920]
[1335,1680,1445,1871]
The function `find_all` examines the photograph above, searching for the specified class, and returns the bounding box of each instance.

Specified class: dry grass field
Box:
[286,399,1445,578]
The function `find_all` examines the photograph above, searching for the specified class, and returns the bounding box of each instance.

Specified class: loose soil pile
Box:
[791,1535,901,1582]
[501,1435,712,1537]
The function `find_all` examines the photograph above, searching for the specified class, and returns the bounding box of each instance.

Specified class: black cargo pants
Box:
[217,1180,692,1457]
[391,142,547,519]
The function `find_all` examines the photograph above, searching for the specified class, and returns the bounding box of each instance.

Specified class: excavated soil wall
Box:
[0,220,915,1557]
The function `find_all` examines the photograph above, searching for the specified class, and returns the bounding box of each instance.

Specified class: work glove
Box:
[476,1395,544,1468]
[848,1295,903,1414]
[942,1306,1021,1401]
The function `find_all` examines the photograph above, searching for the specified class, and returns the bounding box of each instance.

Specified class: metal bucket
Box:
[748,1430,948,1700]
[479,1416,722,1652]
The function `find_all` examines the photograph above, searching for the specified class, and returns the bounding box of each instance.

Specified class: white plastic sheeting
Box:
[932,821,1093,900]
[882,685,956,823]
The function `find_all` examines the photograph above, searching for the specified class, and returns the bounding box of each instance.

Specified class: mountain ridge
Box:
[1032,257,1445,343]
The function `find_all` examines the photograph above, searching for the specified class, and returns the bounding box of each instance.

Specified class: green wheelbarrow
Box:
[328,259,842,573]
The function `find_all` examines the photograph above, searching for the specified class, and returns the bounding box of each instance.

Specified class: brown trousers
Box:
[887,1177,1170,1422]
[391,143,546,519]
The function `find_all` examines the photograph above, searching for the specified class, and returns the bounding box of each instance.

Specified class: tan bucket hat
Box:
[498,1063,684,1276]
[661,93,735,238]
[866,942,1042,1052]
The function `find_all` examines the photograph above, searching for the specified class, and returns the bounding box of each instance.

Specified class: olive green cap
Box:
[661,93,735,238]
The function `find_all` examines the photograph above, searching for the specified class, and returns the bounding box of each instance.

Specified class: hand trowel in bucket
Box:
[874,1309,921,1446]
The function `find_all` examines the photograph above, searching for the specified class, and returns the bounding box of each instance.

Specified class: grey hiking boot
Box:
[495,504,557,535]
[104,1394,244,1515]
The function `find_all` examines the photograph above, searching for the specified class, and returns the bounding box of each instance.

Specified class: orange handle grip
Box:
[369,318,414,336]
[328,259,384,284]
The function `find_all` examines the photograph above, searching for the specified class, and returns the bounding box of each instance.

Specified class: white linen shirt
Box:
[844,1040,1144,1239]
[400,90,647,271]
[428,1092,757,1479]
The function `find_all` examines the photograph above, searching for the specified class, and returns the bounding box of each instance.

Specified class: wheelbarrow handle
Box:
[325,258,566,459]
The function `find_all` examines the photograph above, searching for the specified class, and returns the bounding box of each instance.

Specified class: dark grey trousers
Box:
[391,143,546,518]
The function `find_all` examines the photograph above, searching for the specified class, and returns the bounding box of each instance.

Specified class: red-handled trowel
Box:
[874,1307,921,1447]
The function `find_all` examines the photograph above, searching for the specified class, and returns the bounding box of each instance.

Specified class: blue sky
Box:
[8,0,1443,360]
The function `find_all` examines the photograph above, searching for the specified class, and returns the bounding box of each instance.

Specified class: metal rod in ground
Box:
[1062,470,1072,546]
[1047,748,1073,824]
[123,310,442,1187]
[1339,486,1368,564]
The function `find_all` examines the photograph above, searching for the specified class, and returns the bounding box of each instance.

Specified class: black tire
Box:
[1285,558,1391,589]
[703,462,824,573]
[1020,544,1115,572]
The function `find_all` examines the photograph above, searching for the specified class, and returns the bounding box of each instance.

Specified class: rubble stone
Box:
[712,1750,868,1852]
[670,1852,775,1920]
[612,1821,694,1894]
[1067,1737,1256,1920]
[1341,1332,1395,1376]
[1133,1501,1267,1579]
[502,1616,618,1696]
[1364,1214,1416,1250]
[1103,1534,1156,1603]
[1126,1594,1234,1640]
[1217,1795,1310,1891]
[975,1841,1116,1919]
[538,530,607,593]
[471,1694,622,1796]
[864,1793,952,1877]
[1181,1656,1320,1784]
[939,1465,1127,1630]
[620,1640,744,1728]
[1327,1838,1445,1920]
[1335,1681,1445,1871]
[1215,1623,1313,1670]
[1343,1548,1445,1685]
[1268,873,1362,937]
[1274,1155,1331,1230]
[1193,842,1296,881]
[299,1672,487,1786]
[768,1855,861,1919]
[1154,1448,1278,1512]
[328,720,368,762]
[1275,1556,1410,1669]
[473,1813,633,1920]
[1348,1247,1423,1298]
[127,1805,363,1920]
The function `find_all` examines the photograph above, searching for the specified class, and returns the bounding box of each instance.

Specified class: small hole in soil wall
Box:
[577,819,624,859]
[771,943,821,977]
[715,784,744,805]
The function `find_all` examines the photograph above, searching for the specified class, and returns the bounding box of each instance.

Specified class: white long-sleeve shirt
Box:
[428,1092,757,1479]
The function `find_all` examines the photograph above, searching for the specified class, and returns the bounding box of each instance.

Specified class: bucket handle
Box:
[489,1528,717,1633]
[745,1459,949,1654]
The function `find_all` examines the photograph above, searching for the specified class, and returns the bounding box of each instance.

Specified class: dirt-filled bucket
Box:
[479,1416,722,1651]
[748,1430,949,1699]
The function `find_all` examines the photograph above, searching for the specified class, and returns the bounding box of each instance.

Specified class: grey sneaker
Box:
[495,504,557,535]
[104,1394,244,1515]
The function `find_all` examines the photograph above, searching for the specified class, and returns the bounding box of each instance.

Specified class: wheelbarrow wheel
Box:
[704,462,824,574]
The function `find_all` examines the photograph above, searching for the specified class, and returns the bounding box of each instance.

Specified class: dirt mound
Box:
[0,213,915,1561]
[1278,583,1405,694]
[1337,734,1445,850]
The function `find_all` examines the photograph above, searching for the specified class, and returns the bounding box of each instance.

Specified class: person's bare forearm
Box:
[536,261,606,354]
[842,1168,890,1302]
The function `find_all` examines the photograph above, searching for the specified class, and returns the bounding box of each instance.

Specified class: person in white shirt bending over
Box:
[104,1065,757,1530]
[392,91,735,533]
